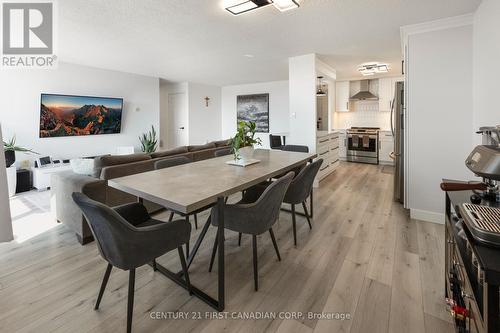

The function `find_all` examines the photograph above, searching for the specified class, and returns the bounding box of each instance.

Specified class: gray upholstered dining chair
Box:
[241,159,323,246]
[154,156,200,230]
[72,192,191,333]
[283,159,323,245]
[208,172,294,291]
[269,134,283,149]
[154,156,191,169]
[214,147,232,157]
[281,145,309,153]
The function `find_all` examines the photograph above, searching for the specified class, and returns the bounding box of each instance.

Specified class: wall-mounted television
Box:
[39,93,123,138]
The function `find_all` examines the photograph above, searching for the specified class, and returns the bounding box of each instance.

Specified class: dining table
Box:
[108,148,316,311]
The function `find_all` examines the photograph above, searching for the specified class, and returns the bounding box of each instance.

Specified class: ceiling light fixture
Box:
[272,0,300,12]
[226,0,271,15]
[225,0,299,15]
[358,63,390,76]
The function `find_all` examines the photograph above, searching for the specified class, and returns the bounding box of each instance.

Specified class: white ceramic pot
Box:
[6,166,16,197]
[239,146,255,161]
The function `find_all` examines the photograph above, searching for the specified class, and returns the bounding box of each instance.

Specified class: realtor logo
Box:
[1,0,57,68]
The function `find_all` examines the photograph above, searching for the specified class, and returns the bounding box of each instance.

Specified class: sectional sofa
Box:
[52,140,231,244]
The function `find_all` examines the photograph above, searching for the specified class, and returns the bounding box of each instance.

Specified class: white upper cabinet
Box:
[335,81,350,112]
[378,77,403,112]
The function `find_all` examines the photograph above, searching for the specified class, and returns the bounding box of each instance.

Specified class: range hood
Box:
[350,80,378,101]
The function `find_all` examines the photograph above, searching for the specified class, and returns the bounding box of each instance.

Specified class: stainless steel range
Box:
[346,127,379,164]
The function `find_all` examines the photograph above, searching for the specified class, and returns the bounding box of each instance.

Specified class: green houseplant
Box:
[3,136,38,167]
[139,126,158,153]
[230,121,262,161]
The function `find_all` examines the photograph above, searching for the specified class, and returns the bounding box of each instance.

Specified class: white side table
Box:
[6,166,16,197]
[33,164,73,191]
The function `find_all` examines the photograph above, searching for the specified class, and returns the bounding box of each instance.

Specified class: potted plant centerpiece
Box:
[228,121,262,166]
[3,135,38,196]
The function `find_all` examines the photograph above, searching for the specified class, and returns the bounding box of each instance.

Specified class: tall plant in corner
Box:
[230,121,262,160]
[3,136,38,168]
[139,126,158,153]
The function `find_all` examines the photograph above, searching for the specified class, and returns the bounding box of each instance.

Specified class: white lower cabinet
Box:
[379,131,394,165]
[315,132,340,184]
[338,130,347,160]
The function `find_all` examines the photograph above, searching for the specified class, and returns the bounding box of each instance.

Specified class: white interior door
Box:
[168,93,188,148]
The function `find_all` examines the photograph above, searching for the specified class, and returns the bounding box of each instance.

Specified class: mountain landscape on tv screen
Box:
[39,95,122,137]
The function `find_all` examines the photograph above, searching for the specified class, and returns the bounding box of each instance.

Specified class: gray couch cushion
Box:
[98,153,151,168]
[150,146,188,159]
[100,159,154,180]
[188,142,216,152]
[213,139,231,147]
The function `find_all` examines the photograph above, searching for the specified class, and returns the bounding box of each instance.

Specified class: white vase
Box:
[239,146,255,161]
[6,166,16,197]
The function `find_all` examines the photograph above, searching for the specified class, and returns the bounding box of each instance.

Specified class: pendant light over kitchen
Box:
[316,76,326,96]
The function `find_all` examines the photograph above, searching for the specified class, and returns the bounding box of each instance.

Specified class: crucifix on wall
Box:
[204,96,210,107]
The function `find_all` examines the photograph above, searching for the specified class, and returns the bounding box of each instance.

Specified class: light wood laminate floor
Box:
[0,162,453,333]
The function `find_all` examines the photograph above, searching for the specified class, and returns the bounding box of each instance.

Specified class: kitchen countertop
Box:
[317,130,339,138]
[333,128,392,134]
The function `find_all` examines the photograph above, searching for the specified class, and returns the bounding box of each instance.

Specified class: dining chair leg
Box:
[178,247,192,295]
[291,204,297,246]
[252,235,258,291]
[185,216,190,257]
[269,228,281,261]
[309,189,314,218]
[94,263,112,310]
[302,201,312,230]
[208,233,219,272]
[152,259,158,271]
[194,214,198,230]
[127,269,136,333]
[238,232,242,246]
[168,211,174,222]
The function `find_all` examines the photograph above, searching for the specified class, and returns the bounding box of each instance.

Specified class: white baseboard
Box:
[410,209,445,224]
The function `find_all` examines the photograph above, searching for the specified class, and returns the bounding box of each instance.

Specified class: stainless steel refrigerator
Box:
[391,81,404,203]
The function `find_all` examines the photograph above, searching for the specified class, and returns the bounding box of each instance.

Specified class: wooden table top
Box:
[108,148,315,214]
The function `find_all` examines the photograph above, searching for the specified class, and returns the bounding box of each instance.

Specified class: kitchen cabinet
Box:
[378,77,404,112]
[335,81,350,112]
[338,130,347,160]
[379,131,394,165]
[315,131,340,184]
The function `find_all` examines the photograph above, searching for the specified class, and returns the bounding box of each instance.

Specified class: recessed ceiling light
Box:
[272,0,300,12]
[358,63,390,76]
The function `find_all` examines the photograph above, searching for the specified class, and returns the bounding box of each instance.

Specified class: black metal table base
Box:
[149,262,221,310]
[149,197,225,312]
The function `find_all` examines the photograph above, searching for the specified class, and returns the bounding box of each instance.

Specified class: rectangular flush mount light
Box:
[272,0,300,12]
[226,0,271,15]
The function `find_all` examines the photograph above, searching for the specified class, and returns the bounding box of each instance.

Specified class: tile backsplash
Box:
[334,101,391,130]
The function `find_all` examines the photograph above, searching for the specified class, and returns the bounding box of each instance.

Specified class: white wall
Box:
[0,62,160,163]
[159,81,188,149]
[160,81,222,148]
[406,25,474,222]
[221,80,289,149]
[0,124,13,243]
[473,0,500,141]
[188,82,222,145]
[289,54,317,153]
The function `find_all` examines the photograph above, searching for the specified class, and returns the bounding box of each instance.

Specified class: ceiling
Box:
[58,0,481,86]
